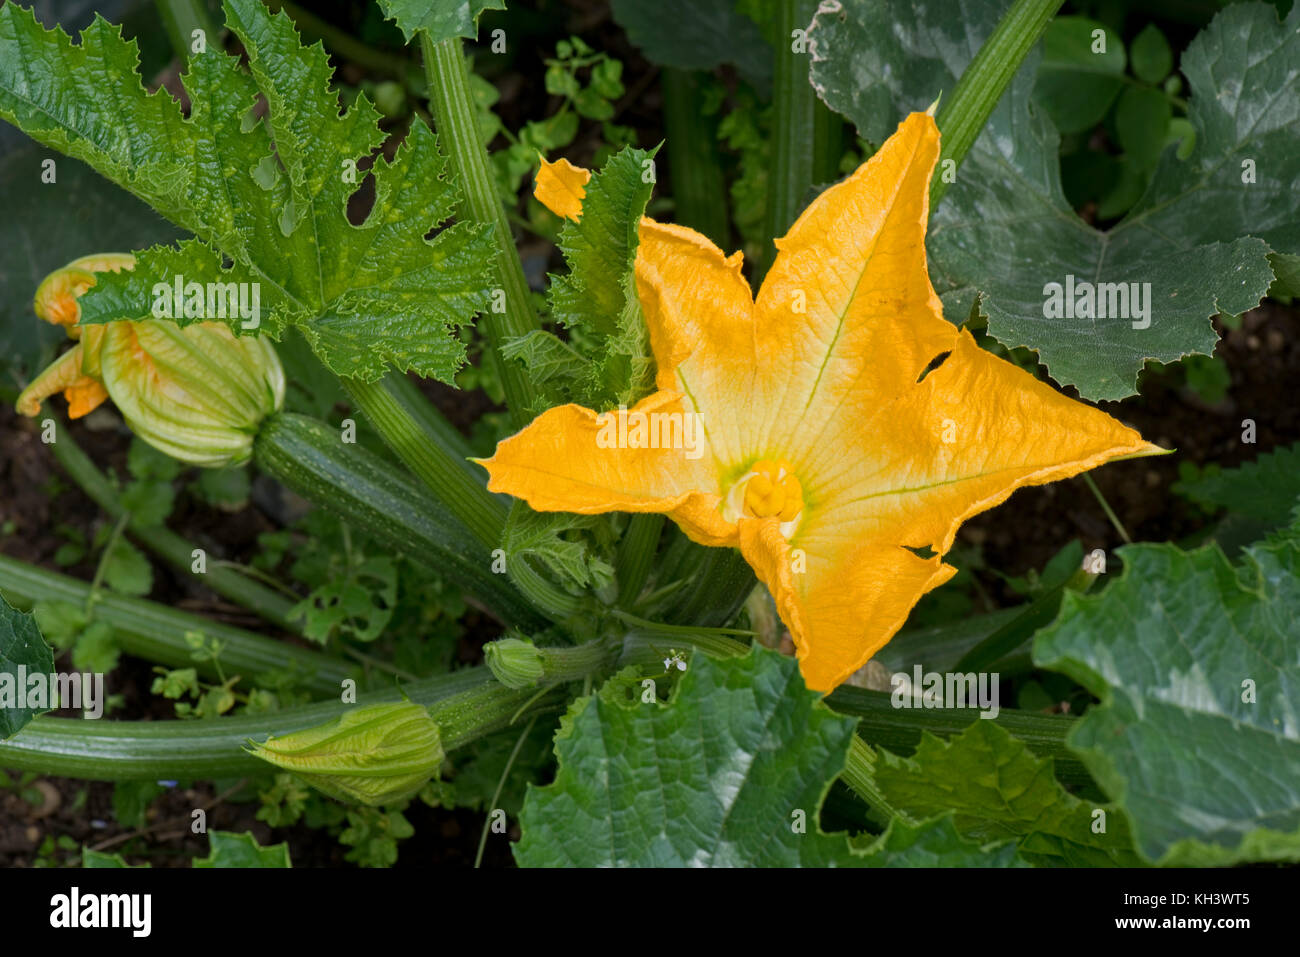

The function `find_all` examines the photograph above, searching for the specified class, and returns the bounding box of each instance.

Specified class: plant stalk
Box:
[0,667,564,781]
[661,68,730,248]
[420,34,538,425]
[0,553,350,696]
[342,378,507,549]
[931,0,1064,209]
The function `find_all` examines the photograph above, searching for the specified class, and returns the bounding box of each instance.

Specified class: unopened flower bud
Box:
[485,636,546,689]
[16,255,284,468]
[248,702,443,807]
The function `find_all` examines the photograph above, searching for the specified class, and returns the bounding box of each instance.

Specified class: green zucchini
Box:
[254,412,546,630]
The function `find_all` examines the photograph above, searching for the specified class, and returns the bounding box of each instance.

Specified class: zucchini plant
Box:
[0,0,1297,869]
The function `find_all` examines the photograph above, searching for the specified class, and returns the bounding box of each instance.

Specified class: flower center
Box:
[723,459,805,536]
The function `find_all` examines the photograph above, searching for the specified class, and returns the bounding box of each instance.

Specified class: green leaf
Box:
[192,829,292,868]
[72,621,120,674]
[1172,442,1300,525]
[1034,522,1300,864]
[512,145,659,412]
[375,0,505,44]
[610,0,771,92]
[501,502,613,592]
[290,556,397,644]
[103,539,152,597]
[861,813,1026,867]
[112,779,164,830]
[515,645,1019,866]
[1114,86,1172,167]
[808,0,1293,400]
[189,466,252,511]
[0,595,56,739]
[0,0,493,383]
[1130,23,1173,85]
[119,479,176,527]
[1034,16,1126,134]
[875,721,1145,866]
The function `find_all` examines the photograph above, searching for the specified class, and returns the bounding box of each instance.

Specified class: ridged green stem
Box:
[47,413,298,630]
[255,411,544,629]
[931,0,1064,209]
[615,513,663,607]
[661,68,730,248]
[0,554,349,696]
[0,667,564,781]
[420,34,538,425]
[761,0,823,273]
[343,377,506,549]
[841,736,908,825]
[666,547,755,628]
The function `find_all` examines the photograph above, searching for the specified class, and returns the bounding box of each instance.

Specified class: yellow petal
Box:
[634,218,759,474]
[751,112,956,465]
[802,329,1163,557]
[14,345,99,417]
[739,518,956,692]
[476,390,736,546]
[777,329,1161,690]
[65,378,110,419]
[534,156,591,221]
[33,253,135,335]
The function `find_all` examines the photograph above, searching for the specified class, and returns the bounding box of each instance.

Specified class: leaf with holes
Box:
[808,0,1295,400]
[0,0,493,382]
[515,644,1023,866]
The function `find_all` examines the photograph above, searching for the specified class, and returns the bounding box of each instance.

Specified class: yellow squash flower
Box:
[16,255,285,468]
[482,114,1163,692]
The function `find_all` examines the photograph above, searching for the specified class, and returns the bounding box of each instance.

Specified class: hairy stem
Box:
[0,553,349,696]
[420,34,538,425]
[931,0,1063,208]
[0,668,565,781]
[661,68,730,248]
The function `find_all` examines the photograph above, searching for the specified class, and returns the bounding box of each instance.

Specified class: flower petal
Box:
[801,329,1164,559]
[14,345,103,418]
[738,517,956,692]
[751,112,957,465]
[534,156,591,221]
[477,390,736,546]
[635,218,759,474]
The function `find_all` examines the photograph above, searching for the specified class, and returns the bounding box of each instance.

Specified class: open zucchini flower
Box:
[16,254,285,468]
[481,115,1164,692]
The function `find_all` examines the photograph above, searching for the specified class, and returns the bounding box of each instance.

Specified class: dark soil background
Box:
[2,0,1297,867]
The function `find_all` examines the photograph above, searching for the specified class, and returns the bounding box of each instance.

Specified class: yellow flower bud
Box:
[16,255,285,468]
[248,702,445,807]
[33,253,136,337]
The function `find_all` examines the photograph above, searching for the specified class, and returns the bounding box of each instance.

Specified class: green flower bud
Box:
[88,320,285,468]
[485,636,546,689]
[247,702,443,807]
[16,254,285,468]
